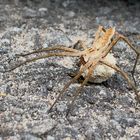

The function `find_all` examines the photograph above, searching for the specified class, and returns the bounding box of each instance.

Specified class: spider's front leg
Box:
[16,45,80,57]
[0,51,84,73]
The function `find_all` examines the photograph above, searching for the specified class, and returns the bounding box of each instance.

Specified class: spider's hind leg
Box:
[66,64,95,117]
[49,63,86,112]
[115,34,140,85]
[131,53,139,86]
[48,68,84,113]
[48,60,93,113]
[100,60,140,102]
[73,40,88,50]
[103,33,140,86]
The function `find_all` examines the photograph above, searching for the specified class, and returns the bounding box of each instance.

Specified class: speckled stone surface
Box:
[0,0,140,140]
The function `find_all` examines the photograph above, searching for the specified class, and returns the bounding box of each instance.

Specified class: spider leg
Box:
[100,60,140,102]
[131,54,139,85]
[92,26,106,50]
[48,69,83,113]
[102,35,140,85]
[73,40,87,50]
[103,34,139,57]
[0,93,6,96]
[48,60,94,113]
[0,51,84,73]
[94,25,105,42]
[17,45,80,57]
[66,64,95,116]
[116,34,139,54]
[118,35,140,83]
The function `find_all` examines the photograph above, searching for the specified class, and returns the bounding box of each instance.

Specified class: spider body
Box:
[1,26,140,115]
[79,27,116,83]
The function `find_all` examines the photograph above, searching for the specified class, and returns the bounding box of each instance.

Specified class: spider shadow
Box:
[68,71,132,93]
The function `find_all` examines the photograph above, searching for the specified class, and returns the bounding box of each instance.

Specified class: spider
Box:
[1,26,140,115]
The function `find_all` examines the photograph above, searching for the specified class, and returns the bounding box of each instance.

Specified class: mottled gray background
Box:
[0,0,140,140]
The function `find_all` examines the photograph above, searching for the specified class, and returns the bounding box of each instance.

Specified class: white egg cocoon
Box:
[81,53,117,83]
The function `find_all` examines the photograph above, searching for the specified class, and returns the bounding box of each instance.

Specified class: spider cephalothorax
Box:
[0,26,140,115]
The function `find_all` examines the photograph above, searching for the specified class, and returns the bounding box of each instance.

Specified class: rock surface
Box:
[0,0,140,140]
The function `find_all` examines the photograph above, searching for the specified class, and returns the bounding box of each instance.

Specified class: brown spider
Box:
[1,26,140,115]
